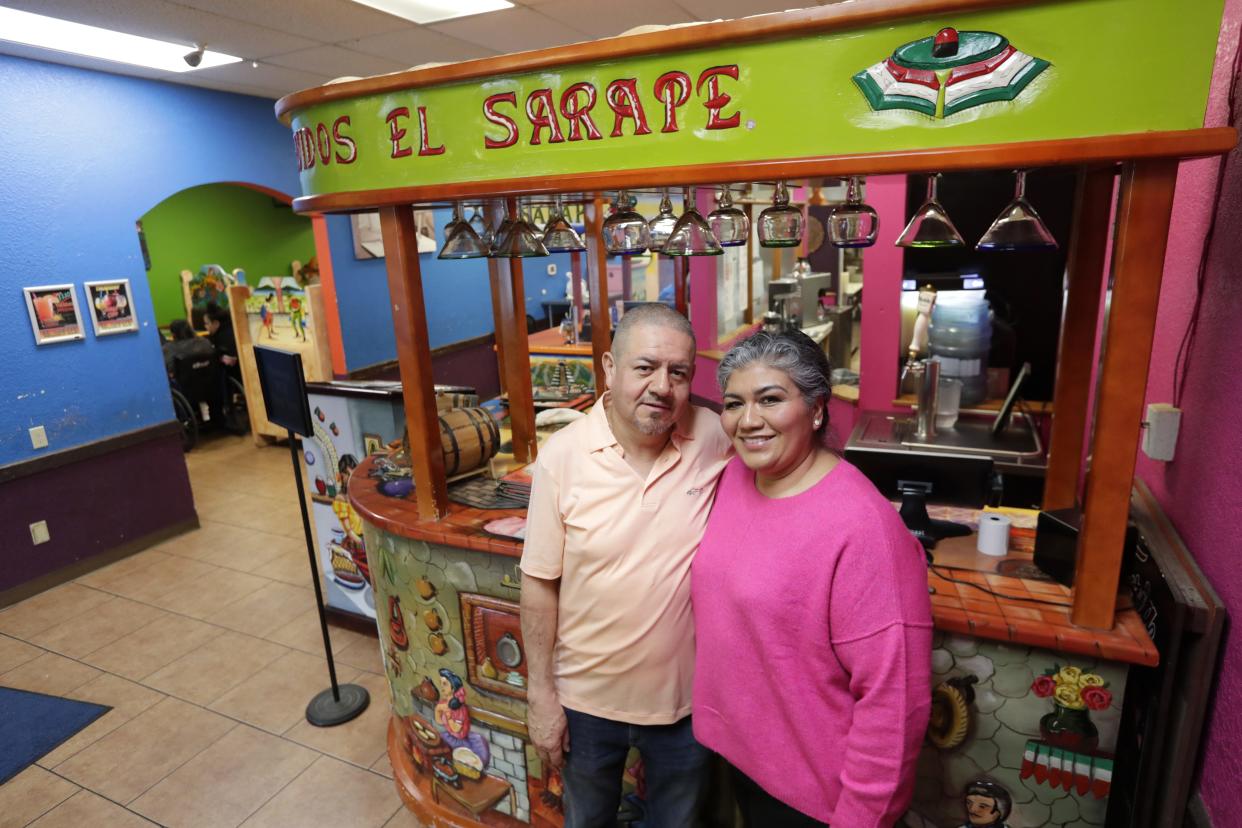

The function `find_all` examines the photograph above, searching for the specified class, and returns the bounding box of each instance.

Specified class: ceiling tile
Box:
[0,0,318,59]
[426,6,592,54]
[265,45,407,79]
[531,0,695,39]
[184,0,411,43]
[192,61,335,98]
[671,0,809,21]
[345,27,499,65]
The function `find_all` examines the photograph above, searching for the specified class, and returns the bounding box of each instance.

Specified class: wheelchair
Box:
[169,352,249,451]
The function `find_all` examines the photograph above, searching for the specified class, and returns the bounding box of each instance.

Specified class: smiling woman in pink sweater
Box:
[692,330,933,827]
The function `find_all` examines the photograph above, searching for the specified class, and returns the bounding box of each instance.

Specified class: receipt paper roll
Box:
[977,513,1012,557]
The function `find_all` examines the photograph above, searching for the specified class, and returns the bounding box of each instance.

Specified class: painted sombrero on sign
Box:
[854,27,1050,118]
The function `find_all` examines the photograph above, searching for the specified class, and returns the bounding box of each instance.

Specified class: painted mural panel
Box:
[902,633,1128,828]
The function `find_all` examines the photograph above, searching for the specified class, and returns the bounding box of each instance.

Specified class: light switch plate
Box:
[30,521,50,545]
[29,425,48,449]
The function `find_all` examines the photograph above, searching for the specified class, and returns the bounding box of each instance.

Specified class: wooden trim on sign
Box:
[1043,166,1115,511]
[380,205,450,521]
[289,129,1237,215]
[276,0,1046,117]
[1071,159,1180,629]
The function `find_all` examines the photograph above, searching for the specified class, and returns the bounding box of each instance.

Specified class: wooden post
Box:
[570,250,584,328]
[621,255,633,303]
[1043,167,1116,511]
[487,201,508,394]
[495,197,537,463]
[744,203,755,324]
[673,258,689,317]
[1071,160,1179,629]
[379,205,448,521]
[587,196,612,392]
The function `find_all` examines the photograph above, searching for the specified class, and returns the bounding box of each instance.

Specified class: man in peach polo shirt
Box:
[521,303,732,828]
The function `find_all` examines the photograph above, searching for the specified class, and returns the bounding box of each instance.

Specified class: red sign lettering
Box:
[315,122,332,165]
[386,107,414,158]
[526,89,565,145]
[653,71,691,134]
[484,92,520,149]
[697,65,741,130]
[560,83,602,142]
[332,116,357,164]
[605,78,652,138]
[417,106,445,156]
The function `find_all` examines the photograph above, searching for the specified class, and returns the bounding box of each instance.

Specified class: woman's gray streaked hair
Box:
[717,330,833,436]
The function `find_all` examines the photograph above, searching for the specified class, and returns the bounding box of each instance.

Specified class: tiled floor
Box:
[0,434,422,828]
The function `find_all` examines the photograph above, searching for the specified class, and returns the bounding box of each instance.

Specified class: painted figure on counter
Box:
[433,668,491,767]
[338,454,359,495]
[288,296,307,341]
[692,330,932,826]
[959,777,1013,828]
[259,296,276,338]
[521,304,733,828]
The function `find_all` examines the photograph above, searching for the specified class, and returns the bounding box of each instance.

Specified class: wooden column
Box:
[486,202,508,394]
[1071,160,1179,628]
[1043,167,1116,511]
[621,255,633,302]
[570,250,584,328]
[495,197,537,463]
[744,203,755,324]
[673,258,689,316]
[587,196,612,392]
[379,205,448,521]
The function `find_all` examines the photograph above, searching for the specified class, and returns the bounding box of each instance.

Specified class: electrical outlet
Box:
[1141,403,1181,462]
[29,521,50,545]
[29,425,48,449]
[546,263,557,276]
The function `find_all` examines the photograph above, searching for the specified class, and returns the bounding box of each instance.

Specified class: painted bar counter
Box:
[350,452,1164,827]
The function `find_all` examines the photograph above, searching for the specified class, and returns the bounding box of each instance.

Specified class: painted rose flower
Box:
[1057,666,1082,685]
[1079,673,1106,687]
[1081,686,1113,710]
[1054,684,1085,709]
[1031,675,1057,697]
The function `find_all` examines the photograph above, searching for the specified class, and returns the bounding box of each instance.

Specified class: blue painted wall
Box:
[327,211,576,372]
[0,55,301,466]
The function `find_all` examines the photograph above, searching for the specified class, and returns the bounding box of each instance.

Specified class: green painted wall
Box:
[141,183,315,326]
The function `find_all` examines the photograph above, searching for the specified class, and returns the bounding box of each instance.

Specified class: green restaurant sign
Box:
[279,0,1223,201]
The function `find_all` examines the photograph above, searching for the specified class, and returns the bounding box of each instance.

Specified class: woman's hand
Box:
[527,692,570,769]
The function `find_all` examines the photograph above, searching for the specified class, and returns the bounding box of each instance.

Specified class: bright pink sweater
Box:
[692,458,933,826]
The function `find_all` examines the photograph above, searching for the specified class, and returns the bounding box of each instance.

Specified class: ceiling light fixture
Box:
[0,6,240,73]
[348,0,514,26]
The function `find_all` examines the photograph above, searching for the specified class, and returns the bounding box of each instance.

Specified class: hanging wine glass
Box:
[602,190,650,255]
[977,170,1058,251]
[758,181,802,248]
[896,173,964,248]
[438,202,488,259]
[468,205,488,240]
[648,189,679,253]
[828,177,879,248]
[708,186,749,247]
[542,195,586,253]
[490,200,549,258]
[663,187,723,257]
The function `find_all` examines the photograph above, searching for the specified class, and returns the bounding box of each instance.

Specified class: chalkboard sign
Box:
[254,346,312,437]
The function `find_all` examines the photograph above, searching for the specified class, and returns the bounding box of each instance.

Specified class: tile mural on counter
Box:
[901,633,1127,828]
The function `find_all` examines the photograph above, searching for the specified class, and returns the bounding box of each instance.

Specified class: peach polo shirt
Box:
[520,394,732,725]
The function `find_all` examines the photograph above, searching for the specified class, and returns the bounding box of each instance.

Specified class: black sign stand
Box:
[254,346,369,727]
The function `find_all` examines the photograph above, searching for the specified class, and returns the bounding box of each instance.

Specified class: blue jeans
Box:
[562,707,709,828]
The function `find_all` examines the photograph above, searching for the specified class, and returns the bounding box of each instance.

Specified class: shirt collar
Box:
[585,392,696,453]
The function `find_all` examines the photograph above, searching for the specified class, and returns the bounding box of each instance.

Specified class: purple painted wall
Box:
[1134,3,1242,821]
[1,432,194,597]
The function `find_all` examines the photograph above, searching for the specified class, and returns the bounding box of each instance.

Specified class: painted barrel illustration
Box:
[439,407,500,477]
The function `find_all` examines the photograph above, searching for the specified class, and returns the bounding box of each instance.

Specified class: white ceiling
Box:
[0,0,828,101]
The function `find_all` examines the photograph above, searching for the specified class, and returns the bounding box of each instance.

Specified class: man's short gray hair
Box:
[717,330,833,436]
[611,303,695,357]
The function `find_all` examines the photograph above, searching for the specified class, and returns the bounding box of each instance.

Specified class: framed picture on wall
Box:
[362,433,384,456]
[22,284,85,345]
[350,210,437,258]
[83,279,139,336]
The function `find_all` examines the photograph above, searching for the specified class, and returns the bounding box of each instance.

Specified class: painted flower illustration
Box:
[1031,675,1057,697]
[1057,666,1082,685]
[1081,686,1113,711]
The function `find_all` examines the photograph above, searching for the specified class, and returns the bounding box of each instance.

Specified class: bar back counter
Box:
[274,1,1235,824]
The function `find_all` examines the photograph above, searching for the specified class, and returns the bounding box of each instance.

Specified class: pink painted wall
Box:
[1135,3,1242,821]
